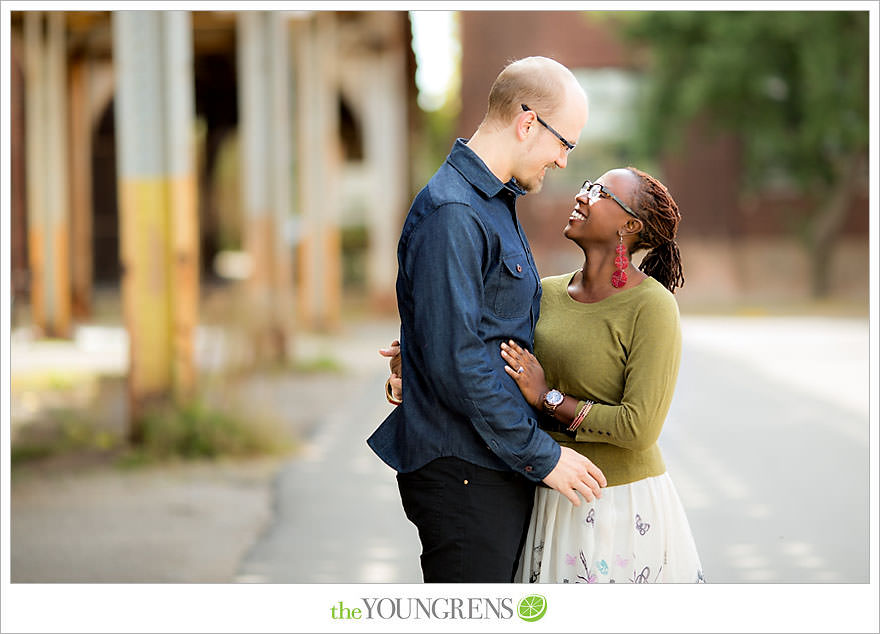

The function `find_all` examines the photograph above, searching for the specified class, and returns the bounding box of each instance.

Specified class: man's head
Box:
[478,57,589,193]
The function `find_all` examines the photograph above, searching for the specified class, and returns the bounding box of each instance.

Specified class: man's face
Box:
[514,95,588,193]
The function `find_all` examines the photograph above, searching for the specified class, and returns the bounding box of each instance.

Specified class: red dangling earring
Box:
[611,233,628,288]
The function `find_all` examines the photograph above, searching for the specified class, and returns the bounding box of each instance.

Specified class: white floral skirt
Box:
[517,472,704,583]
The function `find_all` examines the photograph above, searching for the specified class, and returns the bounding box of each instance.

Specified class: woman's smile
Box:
[569,208,588,223]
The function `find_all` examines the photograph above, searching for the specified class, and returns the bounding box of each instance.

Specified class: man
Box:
[367,56,606,583]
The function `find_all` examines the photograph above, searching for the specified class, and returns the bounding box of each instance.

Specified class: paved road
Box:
[237,315,871,584]
[667,317,870,583]
[236,372,423,583]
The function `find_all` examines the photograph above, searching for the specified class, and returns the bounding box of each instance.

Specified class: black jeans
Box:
[397,456,536,583]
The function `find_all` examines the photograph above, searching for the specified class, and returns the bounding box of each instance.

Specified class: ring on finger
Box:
[517,366,525,374]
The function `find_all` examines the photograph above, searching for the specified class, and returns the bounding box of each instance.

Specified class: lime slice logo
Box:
[517,594,547,622]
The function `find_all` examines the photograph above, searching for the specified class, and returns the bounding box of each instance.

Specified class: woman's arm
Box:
[500,340,591,430]
[574,296,681,451]
[501,294,681,452]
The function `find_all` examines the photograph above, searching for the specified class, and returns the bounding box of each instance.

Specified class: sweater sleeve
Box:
[572,291,682,451]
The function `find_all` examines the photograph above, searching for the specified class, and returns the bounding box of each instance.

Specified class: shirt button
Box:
[516,264,522,273]
[524,465,533,473]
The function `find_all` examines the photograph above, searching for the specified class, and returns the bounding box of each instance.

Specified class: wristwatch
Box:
[541,389,564,415]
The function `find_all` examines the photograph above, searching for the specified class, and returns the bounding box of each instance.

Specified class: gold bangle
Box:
[385,377,402,406]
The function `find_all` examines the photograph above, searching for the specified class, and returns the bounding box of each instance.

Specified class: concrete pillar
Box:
[362,51,407,311]
[163,13,200,403]
[10,34,28,314]
[269,15,294,345]
[237,11,294,362]
[113,11,198,436]
[68,57,93,319]
[294,12,342,330]
[24,11,72,338]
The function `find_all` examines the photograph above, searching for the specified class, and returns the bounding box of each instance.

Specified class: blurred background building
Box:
[456,11,869,310]
[7,9,870,422]
[9,10,417,332]
[5,9,874,603]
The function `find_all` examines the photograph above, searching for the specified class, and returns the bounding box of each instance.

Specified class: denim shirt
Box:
[367,139,561,482]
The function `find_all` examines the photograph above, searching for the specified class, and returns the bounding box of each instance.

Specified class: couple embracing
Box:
[368,56,703,584]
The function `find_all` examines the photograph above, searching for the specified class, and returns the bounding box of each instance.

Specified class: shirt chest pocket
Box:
[490,252,536,319]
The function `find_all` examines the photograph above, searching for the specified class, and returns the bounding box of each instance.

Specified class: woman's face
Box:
[563,169,639,243]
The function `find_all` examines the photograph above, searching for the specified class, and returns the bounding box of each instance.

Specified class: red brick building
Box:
[457,11,869,307]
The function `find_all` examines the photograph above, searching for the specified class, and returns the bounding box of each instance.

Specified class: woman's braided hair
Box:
[626,166,685,294]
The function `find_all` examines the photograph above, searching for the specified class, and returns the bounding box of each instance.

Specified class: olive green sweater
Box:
[535,272,682,487]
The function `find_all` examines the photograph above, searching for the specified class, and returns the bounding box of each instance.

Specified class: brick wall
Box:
[456,10,869,304]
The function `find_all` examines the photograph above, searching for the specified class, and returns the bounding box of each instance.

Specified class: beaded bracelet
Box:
[567,399,594,432]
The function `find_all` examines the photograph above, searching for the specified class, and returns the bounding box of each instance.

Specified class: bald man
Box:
[368,57,606,583]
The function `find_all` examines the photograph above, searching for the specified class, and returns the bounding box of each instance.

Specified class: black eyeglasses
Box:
[521,104,576,153]
[579,180,639,219]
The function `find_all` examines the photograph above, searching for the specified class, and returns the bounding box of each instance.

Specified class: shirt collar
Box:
[447,138,527,200]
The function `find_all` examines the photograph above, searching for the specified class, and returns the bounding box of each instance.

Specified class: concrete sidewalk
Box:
[8,313,871,583]
[10,316,403,583]
[11,457,281,582]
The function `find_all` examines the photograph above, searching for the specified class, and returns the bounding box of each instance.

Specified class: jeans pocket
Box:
[398,474,446,549]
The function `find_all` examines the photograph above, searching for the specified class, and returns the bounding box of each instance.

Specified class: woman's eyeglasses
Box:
[579,180,639,219]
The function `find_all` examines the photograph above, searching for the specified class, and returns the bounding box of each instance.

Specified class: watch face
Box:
[546,390,564,406]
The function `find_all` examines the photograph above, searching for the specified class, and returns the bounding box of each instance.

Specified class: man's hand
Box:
[379,339,401,375]
[379,339,402,400]
[542,446,607,506]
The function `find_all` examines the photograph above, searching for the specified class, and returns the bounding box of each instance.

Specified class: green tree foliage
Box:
[616,11,869,296]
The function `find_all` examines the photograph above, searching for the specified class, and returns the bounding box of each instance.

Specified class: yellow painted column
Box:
[118,178,173,407]
[163,13,200,401]
[113,11,198,437]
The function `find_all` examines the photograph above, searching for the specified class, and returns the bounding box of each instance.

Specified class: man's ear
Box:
[516,110,534,142]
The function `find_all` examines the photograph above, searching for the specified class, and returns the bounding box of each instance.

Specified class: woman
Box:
[384,167,703,583]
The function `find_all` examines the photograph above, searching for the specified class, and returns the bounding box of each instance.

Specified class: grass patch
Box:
[293,354,345,374]
[11,444,55,464]
[125,399,295,464]
[12,400,295,469]
[11,370,95,393]
[11,408,123,467]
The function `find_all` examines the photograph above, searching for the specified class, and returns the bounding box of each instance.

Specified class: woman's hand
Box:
[501,340,548,409]
[379,339,402,401]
